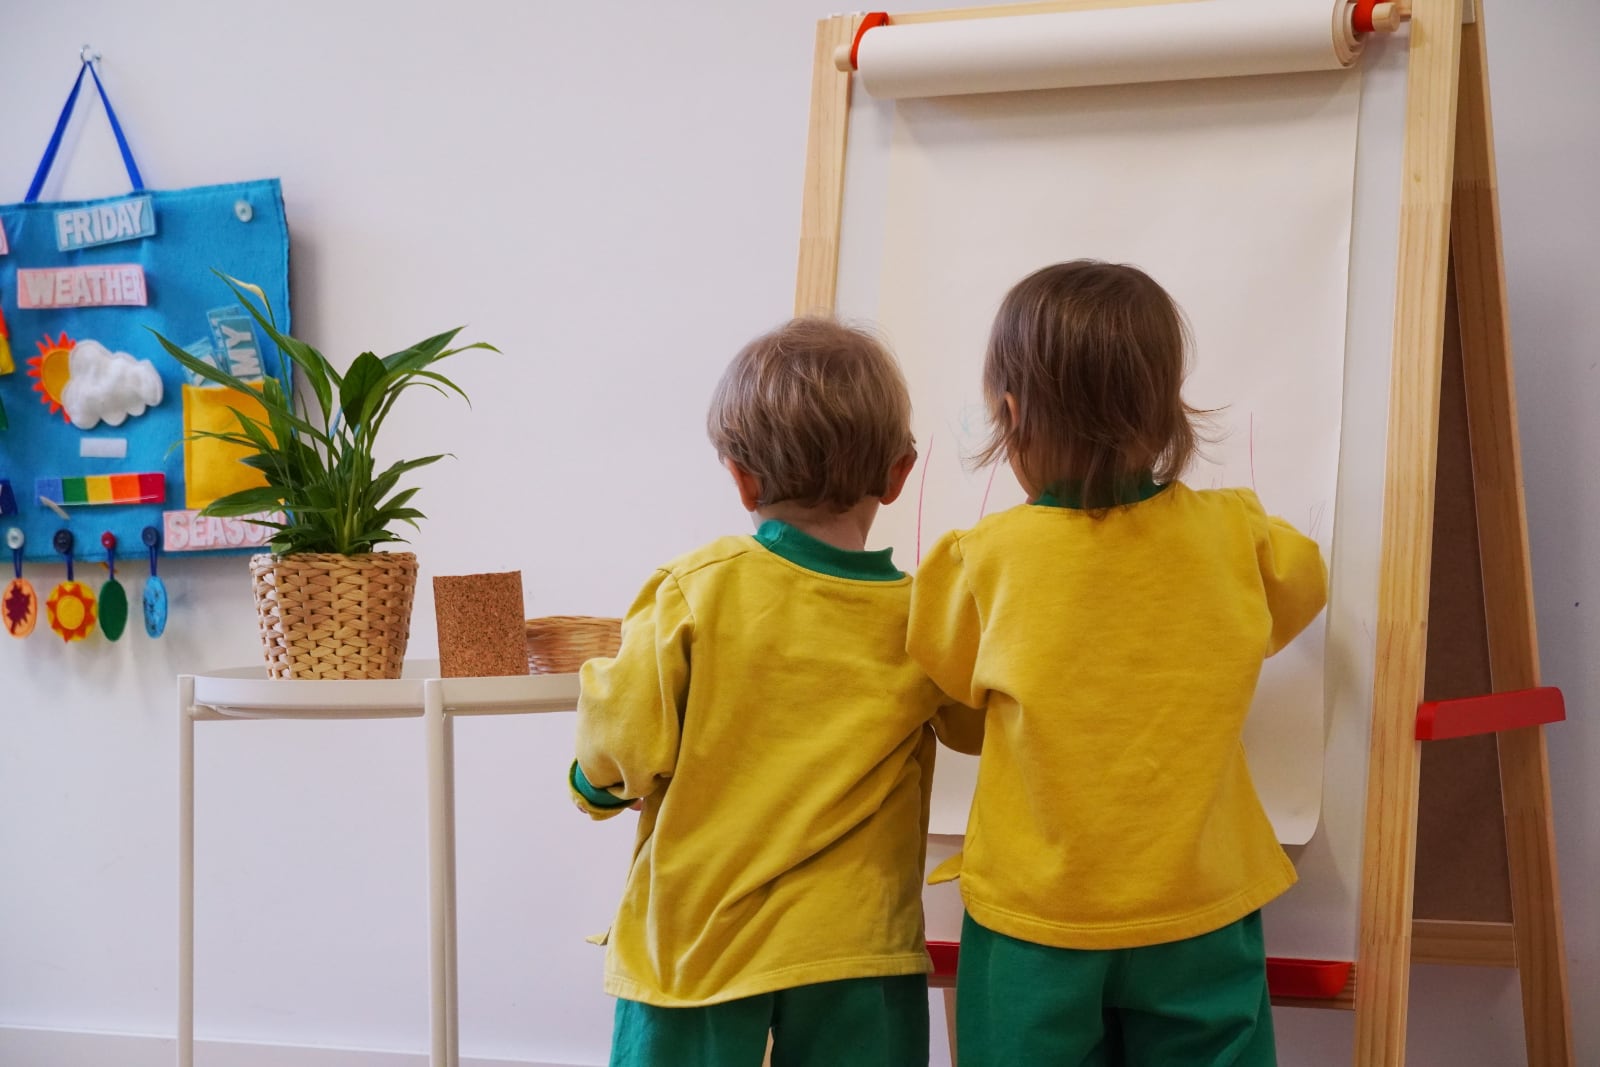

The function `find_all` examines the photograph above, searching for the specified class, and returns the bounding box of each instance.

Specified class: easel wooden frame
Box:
[792,2,1573,1063]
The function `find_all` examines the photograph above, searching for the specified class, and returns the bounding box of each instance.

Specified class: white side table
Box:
[177,663,581,1067]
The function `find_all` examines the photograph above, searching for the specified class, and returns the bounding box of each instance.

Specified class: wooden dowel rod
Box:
[1371,3,1408,33]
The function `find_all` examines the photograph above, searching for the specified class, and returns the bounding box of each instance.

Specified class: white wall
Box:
[0,3,1591,1065]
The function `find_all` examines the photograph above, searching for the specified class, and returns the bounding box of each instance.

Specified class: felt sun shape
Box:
[46,580,96,642]
[28,332,76,422]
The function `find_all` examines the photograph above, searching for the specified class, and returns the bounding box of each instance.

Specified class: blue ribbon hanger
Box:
[25,47,145,203]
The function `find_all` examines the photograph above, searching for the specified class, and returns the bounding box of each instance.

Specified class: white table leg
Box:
[425,681,461,1067]
[178,675,195,1067]
[444,704,460,1067]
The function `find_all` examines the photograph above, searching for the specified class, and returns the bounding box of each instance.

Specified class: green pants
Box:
[610,974,929,1067]
[956,911,1276,1067]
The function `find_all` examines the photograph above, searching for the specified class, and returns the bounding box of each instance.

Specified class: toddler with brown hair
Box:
[574,317,981,1067]
[910,261,1327,1066]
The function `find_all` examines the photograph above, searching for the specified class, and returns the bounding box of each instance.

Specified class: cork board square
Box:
[434,572,528,678]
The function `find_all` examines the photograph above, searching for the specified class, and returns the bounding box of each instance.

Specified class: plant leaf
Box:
[218,274,271,314]
[339,352,387,429]
[226,407,280,458]
[258,377,333,445]
[148,329,261,399]
[163,279,496,555]
[381,328,464,371]
[373,485,421,514]
[152,331,334,451]
[364,456,444,513]
[238,453,284,474]
[373,506,426,526]
[182,428,261,450]
[411,369,472,406]
[352,530,410,549]
[202,486,287,517]
[437,341,501,359]
[215,272,340,420]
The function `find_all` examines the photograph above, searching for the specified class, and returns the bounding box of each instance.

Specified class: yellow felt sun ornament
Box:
[45,532,98,642]
[46,580,97,642]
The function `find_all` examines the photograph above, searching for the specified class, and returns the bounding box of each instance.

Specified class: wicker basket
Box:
[525,615,622,674]
[250,552,419,680]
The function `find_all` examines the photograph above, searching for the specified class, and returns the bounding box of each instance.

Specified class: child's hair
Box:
[977,260,1201,507]
[708,317,913,511]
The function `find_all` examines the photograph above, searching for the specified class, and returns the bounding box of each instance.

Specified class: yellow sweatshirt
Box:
[573,520,983,1007]
[908,483,1326,950]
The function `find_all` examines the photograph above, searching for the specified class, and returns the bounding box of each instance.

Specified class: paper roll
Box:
[855,0,1367,100]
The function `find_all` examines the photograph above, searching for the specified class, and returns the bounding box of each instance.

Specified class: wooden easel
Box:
[792,2,1573,1064]
[1357,0,1572,1062]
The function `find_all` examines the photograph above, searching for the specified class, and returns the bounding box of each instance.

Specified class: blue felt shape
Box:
[142,574,168,638]
[33,477,62,507]
[2,71,291,562]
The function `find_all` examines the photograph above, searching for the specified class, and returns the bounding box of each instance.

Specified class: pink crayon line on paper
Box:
[916,433,934,565]
[978,464,999,522]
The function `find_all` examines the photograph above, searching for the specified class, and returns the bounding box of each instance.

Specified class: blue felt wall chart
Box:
[0,59,292,566]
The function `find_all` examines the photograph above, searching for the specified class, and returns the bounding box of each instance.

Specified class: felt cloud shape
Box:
[61,339,164,429]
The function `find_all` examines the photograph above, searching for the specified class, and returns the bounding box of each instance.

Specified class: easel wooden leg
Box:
[794,14,860,317]
[1354,1,1465,1063]
[1498,729,1572,1063]
[1450,10,1575,1062]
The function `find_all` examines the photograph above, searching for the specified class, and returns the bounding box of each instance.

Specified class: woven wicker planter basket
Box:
[250,552,419,679]
[525,615,622,675]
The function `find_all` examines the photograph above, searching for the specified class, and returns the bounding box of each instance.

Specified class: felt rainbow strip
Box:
[35,473,166,507]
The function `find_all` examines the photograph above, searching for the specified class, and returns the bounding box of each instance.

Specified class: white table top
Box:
[186,662,581,720]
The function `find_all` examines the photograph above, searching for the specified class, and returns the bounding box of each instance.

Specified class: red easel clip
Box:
[846,12,891,71]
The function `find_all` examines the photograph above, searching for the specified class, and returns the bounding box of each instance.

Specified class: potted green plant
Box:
[151,274,495,679]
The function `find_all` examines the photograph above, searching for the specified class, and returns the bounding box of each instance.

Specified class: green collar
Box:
[1034,472,1167,510]
[754,520,903,582]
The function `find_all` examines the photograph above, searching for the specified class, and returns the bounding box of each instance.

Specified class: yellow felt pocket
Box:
[182,383,273,509]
